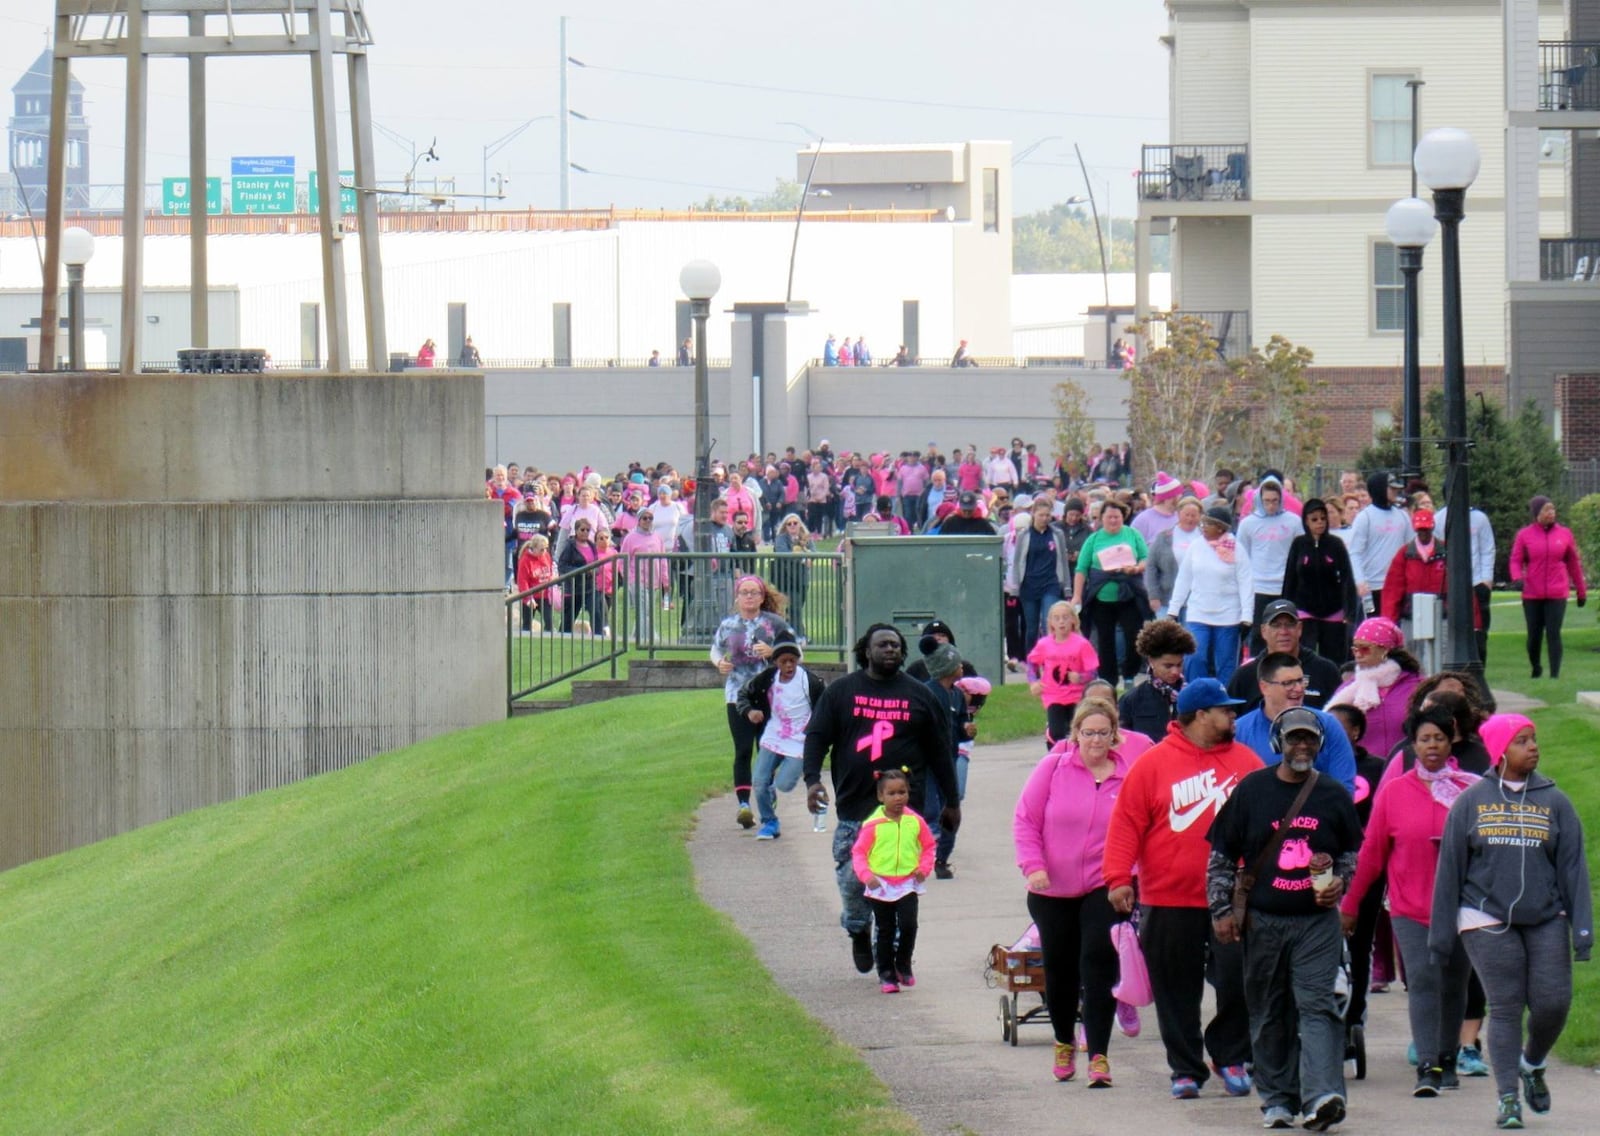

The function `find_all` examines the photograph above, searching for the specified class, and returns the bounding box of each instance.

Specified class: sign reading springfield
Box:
[230,155,295,215]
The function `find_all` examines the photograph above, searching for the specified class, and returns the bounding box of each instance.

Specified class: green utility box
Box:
[845,534,1005,683]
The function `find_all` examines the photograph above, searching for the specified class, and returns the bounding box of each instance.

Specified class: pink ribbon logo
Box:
[856,719,896,762]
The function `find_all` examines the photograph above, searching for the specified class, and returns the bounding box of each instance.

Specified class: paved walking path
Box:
[693,727,1598,1135]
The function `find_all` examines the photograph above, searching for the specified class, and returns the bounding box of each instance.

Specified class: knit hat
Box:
[1201,506,1234,530]
[925,643,963,680]
[921,619,957,644]
[770,633,803,662]
[1530,495,1552,521]
[1479,713,1535,767]
[1352,616,1404,651]
[1152,471,1184,501]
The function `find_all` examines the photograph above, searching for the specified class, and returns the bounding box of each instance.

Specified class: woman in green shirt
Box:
[1071,500,1153,687]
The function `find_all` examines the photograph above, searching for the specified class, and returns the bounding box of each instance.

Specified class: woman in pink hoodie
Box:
[1340,703,1480,1095]
[619,508,668,641]
[1509,495,1587,679]
[1012,697,1130,1087]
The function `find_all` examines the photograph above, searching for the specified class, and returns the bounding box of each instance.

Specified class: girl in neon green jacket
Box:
[850,770,937,992]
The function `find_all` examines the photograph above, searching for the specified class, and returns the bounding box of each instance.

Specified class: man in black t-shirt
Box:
[804,624,960,974]
[1207,708,1362,1131]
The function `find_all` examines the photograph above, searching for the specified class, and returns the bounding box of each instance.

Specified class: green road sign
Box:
[230,174,295,214]
[308,170,357,214]
[162,177,223,216]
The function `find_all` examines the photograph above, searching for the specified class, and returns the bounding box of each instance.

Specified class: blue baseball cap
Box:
[1175,677,1247,715]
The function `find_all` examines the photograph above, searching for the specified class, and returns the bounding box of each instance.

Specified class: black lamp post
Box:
[1414,127,1482,679]
[1384,198,1437,481]
[61,226,96,371]
[679,258,722,636]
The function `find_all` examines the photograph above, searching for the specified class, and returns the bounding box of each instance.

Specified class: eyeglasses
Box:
[1263,677,1308,689]
[1077,729,1113,740]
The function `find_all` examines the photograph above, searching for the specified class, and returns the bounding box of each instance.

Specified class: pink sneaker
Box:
[1116,1000,1142,1038]
[1053,1042,1077,1082]
[880,980,900,994]
[897,967,915,988]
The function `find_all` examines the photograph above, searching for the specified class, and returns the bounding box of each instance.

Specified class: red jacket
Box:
[1101,721,1263,908]
[1381,540,1480,627]
[1510,522,1587,602]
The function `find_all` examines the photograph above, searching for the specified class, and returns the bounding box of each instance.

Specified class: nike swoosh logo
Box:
[1168,798,1219,832]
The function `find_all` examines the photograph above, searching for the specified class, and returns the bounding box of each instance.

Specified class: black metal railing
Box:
[1143,310,1252,361]
[1539,238,1600,281]
[1139,145,1250,202]
[505,549,844,707]
[1540,41,1600,110]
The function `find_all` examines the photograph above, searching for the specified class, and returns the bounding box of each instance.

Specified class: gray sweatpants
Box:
[1461,918,1573,1097]
[1244,908,1346,1114]
[1391,914,1472,1069]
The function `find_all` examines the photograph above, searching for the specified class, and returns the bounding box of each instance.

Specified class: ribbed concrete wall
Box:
[0,375,503,870]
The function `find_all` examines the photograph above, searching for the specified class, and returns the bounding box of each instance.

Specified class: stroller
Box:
[1336,938,1367,1080]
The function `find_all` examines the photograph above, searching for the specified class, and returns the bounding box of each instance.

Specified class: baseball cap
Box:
[1261,599,1300,625]
[1274,707,1323,737]
[959,490,979,507]
[1175,677,1247,715]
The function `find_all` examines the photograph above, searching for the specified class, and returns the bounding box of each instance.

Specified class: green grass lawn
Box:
[0,692,917,1136]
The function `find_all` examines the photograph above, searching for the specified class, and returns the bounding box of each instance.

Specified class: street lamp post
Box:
[61,226,95,371]
[680,259,722,638]
[1384,197,1438,481]
[1414,127,1482,680]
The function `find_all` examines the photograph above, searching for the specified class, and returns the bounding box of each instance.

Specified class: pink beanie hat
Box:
[1152,472,1184,501]
[1479,713,1535,767]
[1353,616,1404,651]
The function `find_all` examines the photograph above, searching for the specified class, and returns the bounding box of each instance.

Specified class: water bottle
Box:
[812,801,828,832]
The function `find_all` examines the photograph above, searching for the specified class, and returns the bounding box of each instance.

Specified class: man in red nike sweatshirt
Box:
[1103,677,1263,1100]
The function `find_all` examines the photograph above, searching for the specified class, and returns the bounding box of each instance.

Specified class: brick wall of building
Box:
[1288,365,1507,465]
[1555,373,1600,461]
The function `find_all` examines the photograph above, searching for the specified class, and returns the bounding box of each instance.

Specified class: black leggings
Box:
[1046,702,1078,748]
[1027,888,1121,1053]
[867,894,919,981]
[726,702,761,802]
[1523,598,1568,676]
[1090,599,1144,683]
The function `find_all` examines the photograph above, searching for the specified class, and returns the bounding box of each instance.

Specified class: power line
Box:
[572,113,793,147]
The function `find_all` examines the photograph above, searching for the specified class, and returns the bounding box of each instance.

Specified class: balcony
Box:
[1539,41,1600,110]
[1143,310,1252,361]
[1139,145,1250,203]
[1539,238,1600,281]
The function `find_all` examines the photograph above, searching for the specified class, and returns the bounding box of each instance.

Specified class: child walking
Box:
[1027,601,1099,746]
[851,769,936,993]
[736,634,826,840]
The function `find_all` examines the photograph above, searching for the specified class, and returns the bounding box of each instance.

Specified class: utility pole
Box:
[559,16,570,209]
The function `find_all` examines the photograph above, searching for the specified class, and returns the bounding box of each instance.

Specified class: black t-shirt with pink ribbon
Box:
[1209,766,1363,917]
[802,669,958,822]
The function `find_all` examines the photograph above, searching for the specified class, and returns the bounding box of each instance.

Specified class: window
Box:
[982,168,998,232]
[1374,241,1404,332]
[1370,74,1417,166]
[1372,408,1395,440]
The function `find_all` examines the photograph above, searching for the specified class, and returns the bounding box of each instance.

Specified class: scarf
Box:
[1333,658,1401,712]
[1150,672,1181,707]
[1210,533,1237,565]
[1416,758,1480,810]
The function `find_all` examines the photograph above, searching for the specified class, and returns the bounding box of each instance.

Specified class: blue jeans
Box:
[832,818,870,935]
[922,754,969,864]
[1184,621,1241,686]
[752,746,803,826]
[1020,585,1063,658]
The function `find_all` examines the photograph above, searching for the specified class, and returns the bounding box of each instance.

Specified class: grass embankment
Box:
[0,690,916,1136]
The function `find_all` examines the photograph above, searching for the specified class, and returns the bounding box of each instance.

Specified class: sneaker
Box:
[1216,1064,1253,1097]
[1414,1067,1442,1097]
[1439,1053,1460,1090]
[1171,1076,1201,1100]
[1263,1106,1296,1129]
[895,966,915,988]
[850,930,873,974]
[1300,1093,1346,1131]
[754,820,780,840]
[1496,1093,1524,1130]
[1116,999,1142,1038]
[1407,1042,1418,1067]
[1053,1042,1077,1082]
[879,979,900,994]
[934,861,954,880]
[1369,982,1390,994]
[736,803,755,829]
[1087,1053,1112,1087]
[1458,1044,1490,1077]
[1519,1061,1551,1114]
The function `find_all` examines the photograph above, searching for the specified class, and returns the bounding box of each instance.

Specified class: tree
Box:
[1125,312,1237,481]
[1013,203,1169,273]
[691,179,801,213]
[1053,375,1100,481]
[1230,335,1323,483]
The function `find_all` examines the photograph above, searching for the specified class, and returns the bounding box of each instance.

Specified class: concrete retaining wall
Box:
[0,374,503,870]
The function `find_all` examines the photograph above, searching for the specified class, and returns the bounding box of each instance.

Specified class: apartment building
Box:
[1135,0,1569,463]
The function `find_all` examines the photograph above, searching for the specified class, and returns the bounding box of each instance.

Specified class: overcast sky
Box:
[5,2,1169,217]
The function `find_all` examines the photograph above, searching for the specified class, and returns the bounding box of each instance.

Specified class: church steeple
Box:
[9,48,90,213]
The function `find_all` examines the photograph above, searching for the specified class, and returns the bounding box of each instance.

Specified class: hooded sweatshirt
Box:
[1234,476,1302,594]
[1101,719,1264,907]
[1014,742,1130,898]
[1281,497,1360,620]
[1428,770,1593,964]
[1346,473,1412,591]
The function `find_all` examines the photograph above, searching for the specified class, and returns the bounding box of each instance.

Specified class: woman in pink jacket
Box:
[1510,495,1587,679]
[1340,703,1481,1095]
[1012,697,1130,1087]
